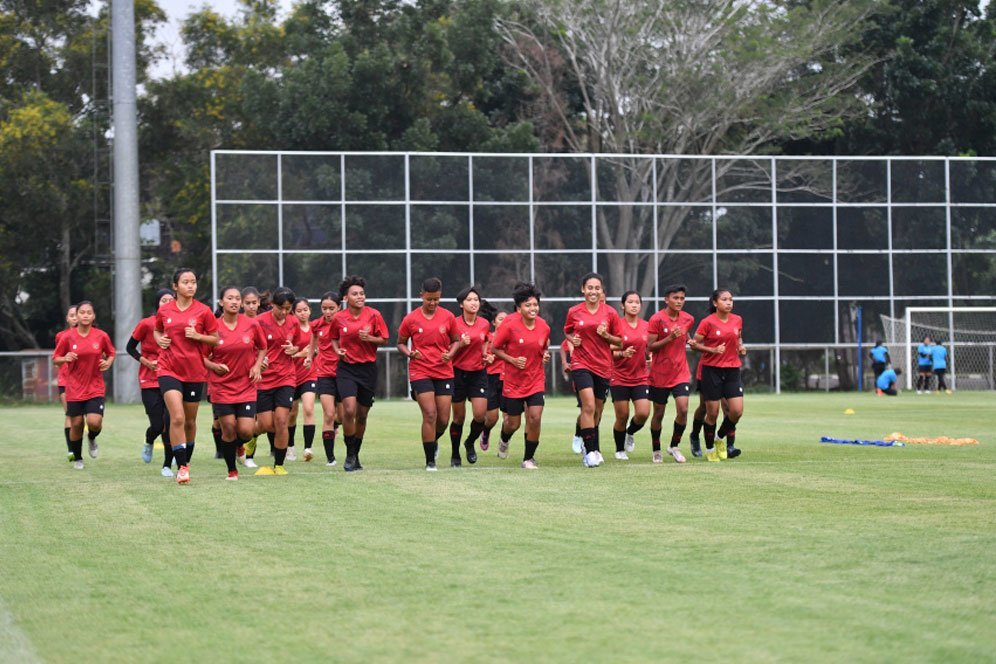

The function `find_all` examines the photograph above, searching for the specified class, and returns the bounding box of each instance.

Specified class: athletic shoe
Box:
[254,466,275,476]
[727,445,742,459]
[876,388,883,396]
[426,462,438,472]
[326,460,337,467]
[142,443,153,464]
[667,446,687,463]
[594,450,605,465]
[521,459,538,470]
[302,448,314,462]
[176,465,191,483]
[88,439,99,459]
[286,447,297,462]
[614,451,629,460]
[497,439,509,459]
[480,430,490,452]
[244,458,259,469]
[689,434,702,458]
[245,436,257,457]
[946,389,953,395]
[161,466,174,477]
[624,434,635,453]
[716,439,728,460]
[583,451,600,467]
[924,390,931,394]
[343,456,360,472]
[73,460,84,470]
[451,456,462,468]
[464,442,477,464]
[237,453,246,466]
[705,448,720,462]
[916,390,923,394]
[67,451,74,462]
[226,470,239,481]
[273,465,288,476]
[571,435,583,454]
[652,450,663,464]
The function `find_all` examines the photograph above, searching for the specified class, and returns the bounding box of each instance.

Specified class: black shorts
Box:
[571,369,609,400]
[871,361,887,376]
[294,380,317,400]
[336,361,377,408]
[650,383,692,404]
[918,364,933,374]
[316,376,338,399]
[502,391,545,416]
[66,397,105,417]
[933,368,947,378]
[486,374,503,411]
[453,368,488,402]
[410,377,454,398]
[699,365,744,401]
[158,376,204,402]
[257,385,294,412]
[213,401,258,418]
[141,387,165,413]
[611,384,650,403]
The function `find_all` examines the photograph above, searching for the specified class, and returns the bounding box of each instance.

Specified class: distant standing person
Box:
[646,284,694,464]
[609,291,651,461]
[931,341,950,393]
[56,304,78,461]
[916,335,933,393]
[128,288,176,476]
[869,341,890,381]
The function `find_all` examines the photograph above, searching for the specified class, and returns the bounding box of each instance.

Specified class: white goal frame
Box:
[901,307,996,390]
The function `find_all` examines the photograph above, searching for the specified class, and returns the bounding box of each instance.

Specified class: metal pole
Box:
[111,0,142,404]
[856,305,863,391]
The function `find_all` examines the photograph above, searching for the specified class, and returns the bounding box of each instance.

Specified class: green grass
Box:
[1,393,994,662]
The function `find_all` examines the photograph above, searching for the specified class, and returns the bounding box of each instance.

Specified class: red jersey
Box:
[399,307,456,381]
[208,315,267,404]
[54,327,115,401]
[648,309,695,387]
[55,328,73,387]
[492,312,550,398]
[563,302,622,378]
[311,317,340,377]
[331,307,389,365]
[129,316,162,389]
[256,310,310,390]
[155,299,218,382]
[293,322,317,385]
[450,315,492,372]
[696,313,744,368]
[612,318,650,387]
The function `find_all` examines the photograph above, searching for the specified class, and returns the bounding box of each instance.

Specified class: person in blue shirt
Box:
[876,366,900,396]
[931,342,950,392]
[869,341,890,381]
[916,335,933,393]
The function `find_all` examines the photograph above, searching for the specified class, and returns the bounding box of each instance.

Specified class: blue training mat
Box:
[820,436,905,447]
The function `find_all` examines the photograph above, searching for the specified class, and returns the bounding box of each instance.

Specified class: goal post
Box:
[880,307,996,391]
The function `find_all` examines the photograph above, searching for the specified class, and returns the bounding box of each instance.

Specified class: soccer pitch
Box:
[2,393,993,662]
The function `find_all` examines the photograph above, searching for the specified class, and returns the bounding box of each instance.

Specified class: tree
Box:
[499,0,879,297]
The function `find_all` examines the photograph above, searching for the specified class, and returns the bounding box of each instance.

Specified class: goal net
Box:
[880,307,996,391]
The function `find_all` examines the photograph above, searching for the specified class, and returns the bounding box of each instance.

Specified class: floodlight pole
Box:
[111,0,142,404]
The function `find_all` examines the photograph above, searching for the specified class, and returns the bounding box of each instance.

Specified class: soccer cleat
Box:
[480,430,490,452]
[67,451,74,462]
[652,450,663,464]
[583,451,600,467]
[624,434,635,453]
[876,388,883,396]
[237,453,246,466]
[716,439,728,460]
[226,470,239,481]
[667,446,687,463]
[245,436,257,457]
[303,448,314,462]
[254,466,275,476]
[286,447,297,462]
[614,451,629,460]
[73,460,84,470]
[497,439,509,459]
[451,456,462,468]
[273,465,288,476]
[88,440,99,459]
[571,435,583,454]
[465,442,477,464]
[343,455,359,472]
[727,445,742,459]
[326,459,337,467]
[426,462,438,472]
[689,433,701,457]
[705,448,720,462]
[142,443,153,464]
[594,450,605,466]
[244,458,258,469]
[161,466,174,477]
[176,465,191,483]
[521,459,538,470]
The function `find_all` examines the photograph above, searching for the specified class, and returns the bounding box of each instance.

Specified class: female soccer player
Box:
[204,286,266,480]
[253,287,309,476]
[491,282,551,469]
[916,335,934,393]
[447,286,494,467]
[53,301,115,469]
[481,309,508,452]
[331,276,389,471]
[287,297,318,462]
[311,291,342,465]
[609,291,651,461]
[647,284,695,464]
[56,304,78,461]
[563,273,622,468]
[238,286,263,467]
[397,277,457,471]
[691,289,746,462]
[155,268,219,484]
[128,288,177,475]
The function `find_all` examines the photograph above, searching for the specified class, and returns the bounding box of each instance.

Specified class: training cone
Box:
[844,408,855,415]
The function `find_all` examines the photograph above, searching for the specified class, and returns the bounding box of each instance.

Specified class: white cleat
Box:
[497,439,509,459]
[624,434,635,453]
[521,459,538,469]
[286,447,297,461]
[594,450,605,466]
[302,448,314,462]
[583,451,600,468]
[88,440,99,459]
[73,460,84,470]
[652,450,664,464]
[667,446,686,463]
[571,435,583,454]
[614,451,629,460]
[244,458,259,468]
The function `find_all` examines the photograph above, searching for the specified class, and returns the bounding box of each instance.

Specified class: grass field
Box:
[1,393,994,662]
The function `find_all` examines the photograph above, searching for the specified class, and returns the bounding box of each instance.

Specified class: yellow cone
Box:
[844,408,855,415]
